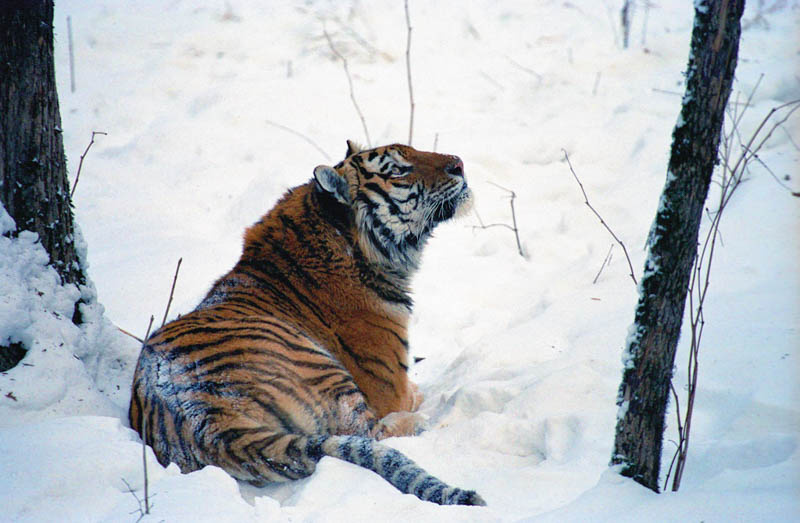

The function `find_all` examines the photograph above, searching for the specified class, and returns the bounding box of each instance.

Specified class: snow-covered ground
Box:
[1,1,798,521]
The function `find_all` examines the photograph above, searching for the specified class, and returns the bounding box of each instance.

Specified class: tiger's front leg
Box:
[333,316,423,417]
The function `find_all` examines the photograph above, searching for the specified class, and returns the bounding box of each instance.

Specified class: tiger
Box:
[128,141,484,506]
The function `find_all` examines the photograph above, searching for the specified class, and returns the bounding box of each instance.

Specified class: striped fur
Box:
[129,142,484,505]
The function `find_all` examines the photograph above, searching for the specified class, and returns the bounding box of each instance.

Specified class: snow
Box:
[2,0,799,521]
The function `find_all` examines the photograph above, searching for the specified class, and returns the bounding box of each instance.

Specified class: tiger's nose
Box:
[445,157,464,177]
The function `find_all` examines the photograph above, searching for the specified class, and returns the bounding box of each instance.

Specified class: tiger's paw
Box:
[375,411,429,439]
[408,380,424,412]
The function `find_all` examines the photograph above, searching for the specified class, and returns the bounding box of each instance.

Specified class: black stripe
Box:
[188,345,342,375]
[362,319,408,349]
[335,335,396,388]
[363,182,405,218]
[237,260,331,328]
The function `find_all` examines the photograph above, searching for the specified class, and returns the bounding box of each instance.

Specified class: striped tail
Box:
[304,435,486,506]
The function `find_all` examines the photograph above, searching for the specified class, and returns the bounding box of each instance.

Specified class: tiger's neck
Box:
[219,182,414,321]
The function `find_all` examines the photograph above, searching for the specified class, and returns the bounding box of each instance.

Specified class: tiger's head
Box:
[313,141,472,272]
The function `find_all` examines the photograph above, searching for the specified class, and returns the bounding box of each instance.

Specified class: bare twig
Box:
[621,0,632,49]
[121,478,147,522]
[593,244,614,284]
[117,326,143,344]
[505,55,543,85]
[122,317,155,519]
[781,126,800,151]
[140,315,154,515]
[473,182,524,257]
[323,27,371,147]
[142,415,150,515]
[265,120,331,161]
[479,71,505,91]
[563,149,637,285]
[751,153,794,192]
[319,14,393,62]
[432,132,439,152]
[141,315,154,348]
[67,16,75,93]
[70,131,107,198]
[663,382,684,488]
[404,0,415,146]
[592,72,602,96]
[641,0,651,47]
[161,258,182,327]
[652,88,684,97]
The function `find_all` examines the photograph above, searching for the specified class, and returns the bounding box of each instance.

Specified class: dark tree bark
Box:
[0,1,86,372]
[610,0,745,492]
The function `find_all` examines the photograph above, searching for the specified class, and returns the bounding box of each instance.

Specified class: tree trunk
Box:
[0,0,86,371]
[610,0,745,492]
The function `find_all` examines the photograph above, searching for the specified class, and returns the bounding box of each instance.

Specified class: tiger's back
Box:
[129,142,484,505]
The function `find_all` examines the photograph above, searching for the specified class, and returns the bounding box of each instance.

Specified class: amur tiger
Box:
[129,141,484,506]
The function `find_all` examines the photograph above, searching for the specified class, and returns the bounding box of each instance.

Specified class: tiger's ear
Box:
[313,165,351,205]
[345,140,362,158]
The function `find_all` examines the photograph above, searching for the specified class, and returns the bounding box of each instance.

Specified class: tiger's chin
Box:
[432,187,473,224]
[452,187,474,220]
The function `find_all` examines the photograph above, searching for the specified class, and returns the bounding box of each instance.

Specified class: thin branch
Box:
[117,326,143,344]
[593,244,614,284]
[265,120,331,161]
[641,0,651,47]
[504,55,543,85]
[592,72,602,96]
[471,188,524,257]
[781,126,800,151]
[483,182,524,257]
[319,14,393,62]
[479,71,505,91]
[664,382,685,489]
[67,16,75,93]
[620,0,632,49]
[721,99,800,209]
[323,27,371,147]
[731,74,763,132]
[120,478,147,523]
[404,0,415,146]
[140,315,154,515]
[563,149,637,285]
[507,187,523,257]
[141,315,154,348]
[161,258,182,327]
[652,87,684,97]
[751,153,794,192]
[70,131,107,198]
[141,415,150,516]
[472,222,516,233]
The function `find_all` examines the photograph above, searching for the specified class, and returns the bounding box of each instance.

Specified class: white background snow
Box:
[1,0,798,521]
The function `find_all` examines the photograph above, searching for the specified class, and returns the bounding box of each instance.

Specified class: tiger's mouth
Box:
[431,185,473,224]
